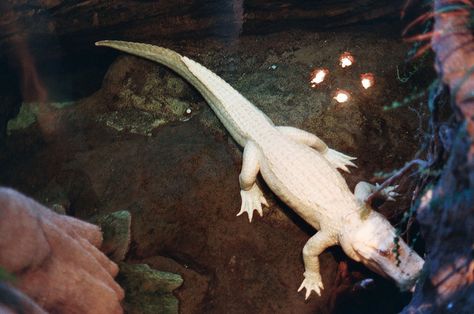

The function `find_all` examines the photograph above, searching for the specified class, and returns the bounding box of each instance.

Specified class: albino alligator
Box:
[96,40,424,299]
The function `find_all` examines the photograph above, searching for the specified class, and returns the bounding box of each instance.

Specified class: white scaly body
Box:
[96,40,425,299]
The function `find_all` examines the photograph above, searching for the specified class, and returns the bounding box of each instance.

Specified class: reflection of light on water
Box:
[360,73,375,89]
[310,69,328,87]
[339,52,354,68]
[334,90,350,103]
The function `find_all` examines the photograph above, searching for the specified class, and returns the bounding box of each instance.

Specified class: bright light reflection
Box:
[339,52,354,68]
[334,90,350,103]
[360,73,375,89]
[310,69,328,87]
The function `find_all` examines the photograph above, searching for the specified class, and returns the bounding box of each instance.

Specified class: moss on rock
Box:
[117,263,183,314]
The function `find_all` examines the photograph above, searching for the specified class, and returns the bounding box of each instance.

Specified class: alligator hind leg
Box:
[237,141,269,222]
[277,126,356,172]
[354,181,399,204]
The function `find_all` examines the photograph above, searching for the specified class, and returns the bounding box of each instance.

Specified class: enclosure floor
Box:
[0,23,431,314]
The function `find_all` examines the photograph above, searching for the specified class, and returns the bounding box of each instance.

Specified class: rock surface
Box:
[117,263,183,314]
[90,210,132,263]
[0,26,430,313]
[0,1,403,61]
[137,255,210,314]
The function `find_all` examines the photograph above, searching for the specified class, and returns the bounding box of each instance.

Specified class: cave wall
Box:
[0,0,404,145]
[0,0,403,59]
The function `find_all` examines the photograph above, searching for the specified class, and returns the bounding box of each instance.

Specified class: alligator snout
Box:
[347,211,425,291]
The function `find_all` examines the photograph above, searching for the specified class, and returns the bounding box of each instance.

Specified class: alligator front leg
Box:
[277,126,356,172]
[237,141,269,222]
[354,181,399,204]
[298,231,337,299]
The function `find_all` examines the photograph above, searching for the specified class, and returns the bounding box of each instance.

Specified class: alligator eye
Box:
[180,107,193,122]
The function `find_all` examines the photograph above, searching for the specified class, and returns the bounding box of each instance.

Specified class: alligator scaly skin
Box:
[96,40,424,299]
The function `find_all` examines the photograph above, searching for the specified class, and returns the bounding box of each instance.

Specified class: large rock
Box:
[0,92,21,147]
[117,263,183,314]
[94,55,204,136]
[90,210,132,263]
[0,0,403,61]
[138,255,210,314]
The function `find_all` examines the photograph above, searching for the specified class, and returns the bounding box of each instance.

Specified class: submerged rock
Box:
[139,255,210,314]
[6,103,38,133]
[117,263,183,314]
[95,56,203,136]
[6,101,76,134]
[90,210,132,262]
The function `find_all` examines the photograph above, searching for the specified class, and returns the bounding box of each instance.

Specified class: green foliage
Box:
[6,103,38,134]
[395,63,422,84]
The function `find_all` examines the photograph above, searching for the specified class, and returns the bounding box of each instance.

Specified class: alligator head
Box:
[340,210,424,290]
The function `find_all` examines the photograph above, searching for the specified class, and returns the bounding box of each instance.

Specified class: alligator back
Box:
[257,133,358,228]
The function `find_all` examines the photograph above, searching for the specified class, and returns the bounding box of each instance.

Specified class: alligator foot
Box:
[376,183,399,201]
[324,149,357,173]
[298,271,324,300]
[355,181,399,204]
[237,184,268,222]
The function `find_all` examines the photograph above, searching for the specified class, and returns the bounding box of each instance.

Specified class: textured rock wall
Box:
[0,0,403,59]
[0,0,403,146]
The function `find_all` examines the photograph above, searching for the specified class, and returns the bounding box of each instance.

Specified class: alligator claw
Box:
[298,272,324,300]
[325,149,357,173]
[238,184,268,222]
[376,183,400,201]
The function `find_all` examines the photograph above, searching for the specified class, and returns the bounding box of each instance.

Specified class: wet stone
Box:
[90,210,132,262]
[117,263,183,314]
